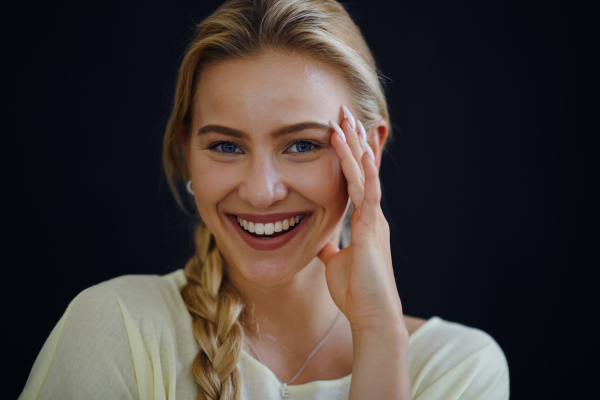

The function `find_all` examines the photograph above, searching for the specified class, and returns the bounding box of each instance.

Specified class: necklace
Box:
[244,310,342,398]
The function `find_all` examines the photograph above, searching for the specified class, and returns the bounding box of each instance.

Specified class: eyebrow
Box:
[197,122,331,139]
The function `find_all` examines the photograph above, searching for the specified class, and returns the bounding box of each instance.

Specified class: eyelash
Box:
[208,141,243,154]
[207,140,320,155]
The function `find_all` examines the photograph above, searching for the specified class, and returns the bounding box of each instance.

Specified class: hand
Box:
[318,105,406,336]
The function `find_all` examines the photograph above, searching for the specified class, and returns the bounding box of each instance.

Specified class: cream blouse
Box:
[20,270,509,399]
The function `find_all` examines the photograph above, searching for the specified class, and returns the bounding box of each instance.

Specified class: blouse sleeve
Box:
[413,339,509,400]
[409,318,510,400]
[19,275,181,400]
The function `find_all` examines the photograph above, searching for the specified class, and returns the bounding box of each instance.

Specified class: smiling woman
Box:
[19,1,509,400]
[182,52,352,280]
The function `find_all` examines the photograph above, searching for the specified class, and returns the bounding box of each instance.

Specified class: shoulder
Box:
[77,268,187,300]
[19,269,194,399]
[404,315,427,335]
[73,270,185,308]
[70,269,188,321]
[408,317,509,400]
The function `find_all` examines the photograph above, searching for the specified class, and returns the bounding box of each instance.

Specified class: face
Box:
[185,50,351,286]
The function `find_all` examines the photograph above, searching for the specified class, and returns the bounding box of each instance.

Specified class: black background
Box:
[3,0,597,398]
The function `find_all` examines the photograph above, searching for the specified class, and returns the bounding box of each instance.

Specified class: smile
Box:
[236,214,304,237]
[226,212,311,251]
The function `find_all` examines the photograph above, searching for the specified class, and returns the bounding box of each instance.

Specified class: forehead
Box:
[193,51,350,132]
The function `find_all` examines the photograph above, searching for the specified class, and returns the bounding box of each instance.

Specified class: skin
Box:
[182,50,424,397]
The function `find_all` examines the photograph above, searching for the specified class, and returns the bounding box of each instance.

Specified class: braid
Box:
[181,222,245,400]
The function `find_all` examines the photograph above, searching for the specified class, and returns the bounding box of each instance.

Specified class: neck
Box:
[220,234,355,384]
[228,256,342,356]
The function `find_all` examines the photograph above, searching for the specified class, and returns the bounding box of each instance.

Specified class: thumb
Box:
[318,241,340,265]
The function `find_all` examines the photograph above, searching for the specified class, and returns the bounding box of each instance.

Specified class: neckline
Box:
[241,350,353,391]
[240,315,441,390]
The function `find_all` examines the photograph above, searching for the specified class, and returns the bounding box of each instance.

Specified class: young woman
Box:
[20,1,509,399]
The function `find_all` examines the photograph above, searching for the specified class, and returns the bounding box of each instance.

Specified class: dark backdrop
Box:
[3,0,597,398]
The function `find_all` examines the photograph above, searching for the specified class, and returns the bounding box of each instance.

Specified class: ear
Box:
[366,118,389,170]
[179,125,192,174]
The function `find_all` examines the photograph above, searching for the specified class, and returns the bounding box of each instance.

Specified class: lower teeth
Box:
[251,229,290,239]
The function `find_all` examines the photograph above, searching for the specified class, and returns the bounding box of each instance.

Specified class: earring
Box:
[186,180,194,195]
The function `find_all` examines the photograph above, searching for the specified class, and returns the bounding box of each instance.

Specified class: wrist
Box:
[351,313,409,349]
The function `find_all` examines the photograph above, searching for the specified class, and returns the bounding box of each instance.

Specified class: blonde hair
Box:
[163,1,390,398]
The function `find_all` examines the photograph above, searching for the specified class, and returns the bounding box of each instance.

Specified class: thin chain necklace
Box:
[244,310,342,398]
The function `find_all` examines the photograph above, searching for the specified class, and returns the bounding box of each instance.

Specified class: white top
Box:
[19,270,509,400]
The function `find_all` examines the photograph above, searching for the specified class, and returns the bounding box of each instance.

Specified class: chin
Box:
[231,256,309,286]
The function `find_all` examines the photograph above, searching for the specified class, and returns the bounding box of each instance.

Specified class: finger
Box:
[356,119,367,142]
[341,106,365,177]
[359,150,382,224]
[330,120,365,207]
[318,240,340,265]
[341,119,365,178]
[357,120,375,163]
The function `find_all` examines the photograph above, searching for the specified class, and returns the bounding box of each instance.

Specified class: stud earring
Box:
[186,180,194,195]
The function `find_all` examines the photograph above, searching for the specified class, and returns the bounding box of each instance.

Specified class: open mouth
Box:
[226,212,311,251]
[231,214,307,240]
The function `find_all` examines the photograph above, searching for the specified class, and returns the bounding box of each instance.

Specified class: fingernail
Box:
[330,120,346,142]
[357,120,367,142]
[341,105,356,130]
[363,139,375,162]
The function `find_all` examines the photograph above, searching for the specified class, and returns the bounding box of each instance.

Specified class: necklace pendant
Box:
[281,383,289,398]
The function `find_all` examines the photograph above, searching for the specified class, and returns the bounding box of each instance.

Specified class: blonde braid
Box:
[181,222,245,400]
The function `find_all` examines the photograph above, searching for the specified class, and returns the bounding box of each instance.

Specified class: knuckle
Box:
[383,218,390,230]
[368,186,381,202]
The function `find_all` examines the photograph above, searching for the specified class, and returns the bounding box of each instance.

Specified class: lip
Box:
[226,213,311,251]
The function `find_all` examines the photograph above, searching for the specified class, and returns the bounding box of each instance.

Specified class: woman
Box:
[20,0,509,399]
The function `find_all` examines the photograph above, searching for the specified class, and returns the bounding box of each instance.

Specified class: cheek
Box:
[191,157,238,216]
[290,154,348,214]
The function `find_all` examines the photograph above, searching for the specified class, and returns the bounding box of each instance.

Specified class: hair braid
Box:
[181,222,245,400]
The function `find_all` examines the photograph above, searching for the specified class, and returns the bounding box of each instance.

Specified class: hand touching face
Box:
[319,107,401,335]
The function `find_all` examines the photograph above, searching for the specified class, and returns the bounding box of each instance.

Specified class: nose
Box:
[237,156,288,209]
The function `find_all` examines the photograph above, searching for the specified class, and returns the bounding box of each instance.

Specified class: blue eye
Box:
[213,142,242,154]
[289,141,315,153]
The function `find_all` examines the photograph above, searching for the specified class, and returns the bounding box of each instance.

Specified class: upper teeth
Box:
[236,215,303,235]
